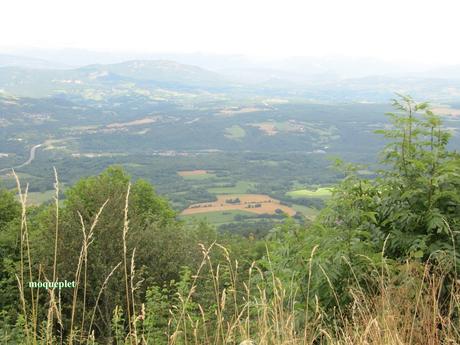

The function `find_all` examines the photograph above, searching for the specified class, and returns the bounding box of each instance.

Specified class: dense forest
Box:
[1,95,460,344]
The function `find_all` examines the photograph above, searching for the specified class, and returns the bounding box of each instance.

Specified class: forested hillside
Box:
[1,95,460,344]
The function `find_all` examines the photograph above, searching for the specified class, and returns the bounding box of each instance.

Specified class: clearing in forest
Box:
[224,125,246,139]
[181,194,296,216]
[106,117,159,128]
[286,187,333,199]
[177,170,215,179]
[250,120,307,136]
[218,107,266,117]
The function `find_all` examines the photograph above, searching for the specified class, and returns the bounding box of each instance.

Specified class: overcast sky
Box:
[2,0,459,64]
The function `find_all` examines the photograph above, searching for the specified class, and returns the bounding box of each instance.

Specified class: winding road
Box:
[0,143,43,173]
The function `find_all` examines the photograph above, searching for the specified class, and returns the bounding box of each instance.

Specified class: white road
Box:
[0,143,43,173]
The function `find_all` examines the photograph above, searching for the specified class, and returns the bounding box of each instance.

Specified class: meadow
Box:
[286,187,333,199]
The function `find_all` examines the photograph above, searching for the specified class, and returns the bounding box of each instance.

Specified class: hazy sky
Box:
[2,0,460,64]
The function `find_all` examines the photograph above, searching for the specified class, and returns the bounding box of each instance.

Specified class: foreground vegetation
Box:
[1,95,460,344]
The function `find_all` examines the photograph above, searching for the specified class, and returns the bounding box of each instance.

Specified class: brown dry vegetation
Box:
[250,123,278,136]
[106,116,159,128]
[181,194,296,216]
[218,107,267,117]
[177,169,210,176]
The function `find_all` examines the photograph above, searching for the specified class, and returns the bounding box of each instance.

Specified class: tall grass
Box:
[3,171,460,345]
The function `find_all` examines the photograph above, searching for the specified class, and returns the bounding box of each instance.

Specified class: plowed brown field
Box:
[181,194,296,216]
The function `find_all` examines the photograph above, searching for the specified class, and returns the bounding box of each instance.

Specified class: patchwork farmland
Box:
[181,194,296,216]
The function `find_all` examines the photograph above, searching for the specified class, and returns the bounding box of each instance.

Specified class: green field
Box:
[286,187,333,199]
[207,181,255,194]
[180,210,255,225]
[25,190,55,205]
[224,125,246,139]
[291,204,320,218]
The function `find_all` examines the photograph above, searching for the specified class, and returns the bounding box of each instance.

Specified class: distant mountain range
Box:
[1,52,460,102]
[2,50,459,79]
[0,59,236,97]
[78,60,229,85]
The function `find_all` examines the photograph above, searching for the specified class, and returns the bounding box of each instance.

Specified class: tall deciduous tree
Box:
[34,166,211,339]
